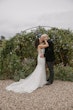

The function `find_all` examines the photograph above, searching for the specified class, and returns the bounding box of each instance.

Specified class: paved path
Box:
[0,80,73,110]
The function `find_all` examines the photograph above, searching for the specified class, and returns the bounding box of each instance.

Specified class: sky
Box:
[0,0,73,39]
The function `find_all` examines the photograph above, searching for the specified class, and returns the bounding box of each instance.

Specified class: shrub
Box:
[54,64,73,81]
[0,27,73,81]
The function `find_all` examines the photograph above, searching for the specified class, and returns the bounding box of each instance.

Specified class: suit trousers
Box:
[46,61,54,83]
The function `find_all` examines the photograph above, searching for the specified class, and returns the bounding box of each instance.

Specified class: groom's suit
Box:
[44,39,55,84]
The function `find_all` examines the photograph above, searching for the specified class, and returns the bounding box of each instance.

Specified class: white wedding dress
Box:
[6,49,47,93]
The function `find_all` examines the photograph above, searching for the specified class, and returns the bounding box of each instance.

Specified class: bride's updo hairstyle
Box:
[35,38,40,48]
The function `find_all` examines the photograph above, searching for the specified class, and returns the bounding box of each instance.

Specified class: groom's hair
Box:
[41,34,50,39]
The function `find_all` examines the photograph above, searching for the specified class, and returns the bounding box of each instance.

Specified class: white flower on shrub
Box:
[10,52,12,54]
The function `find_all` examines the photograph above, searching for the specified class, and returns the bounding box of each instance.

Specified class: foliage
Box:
[0,27,73,81]
[54,64,73,82]
[48,28,73,65]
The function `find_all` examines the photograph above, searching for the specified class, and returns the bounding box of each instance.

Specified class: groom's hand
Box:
[40,54,44,58]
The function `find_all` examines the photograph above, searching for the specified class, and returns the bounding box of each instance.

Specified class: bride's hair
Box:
[35,38,40,48]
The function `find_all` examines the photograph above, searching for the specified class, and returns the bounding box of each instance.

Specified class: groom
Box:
[40,34,55,85]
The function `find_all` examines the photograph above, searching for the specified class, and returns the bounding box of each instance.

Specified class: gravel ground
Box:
[0,80,73,110]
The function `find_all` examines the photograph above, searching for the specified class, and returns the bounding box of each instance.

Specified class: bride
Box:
[6,34,49,93]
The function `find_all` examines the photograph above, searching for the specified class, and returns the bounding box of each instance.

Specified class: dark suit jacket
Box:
[44,39,55,62]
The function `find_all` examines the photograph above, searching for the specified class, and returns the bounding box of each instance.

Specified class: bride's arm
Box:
[38,40,49,49]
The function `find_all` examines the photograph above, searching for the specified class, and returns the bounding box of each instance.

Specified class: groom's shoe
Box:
[46,81,53,85]
[47,79,49,81]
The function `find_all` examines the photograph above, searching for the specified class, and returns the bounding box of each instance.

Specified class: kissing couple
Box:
[6,34,55,93]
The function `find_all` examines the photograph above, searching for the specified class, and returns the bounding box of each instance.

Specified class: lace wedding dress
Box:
[6,49,47,93]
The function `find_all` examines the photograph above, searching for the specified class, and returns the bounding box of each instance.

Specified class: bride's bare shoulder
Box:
[38,45,41,50]
[38,44,43,49]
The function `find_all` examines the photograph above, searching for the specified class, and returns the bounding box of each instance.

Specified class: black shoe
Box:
[47,79,49,81]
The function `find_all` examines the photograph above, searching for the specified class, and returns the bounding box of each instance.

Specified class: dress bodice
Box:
[38,48,45,55]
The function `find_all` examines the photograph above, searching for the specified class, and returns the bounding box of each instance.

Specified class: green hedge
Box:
[54,64,73,82]
[0,27,73,81]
